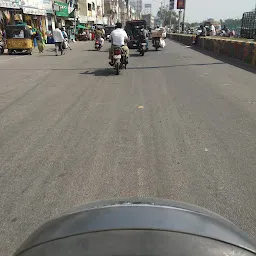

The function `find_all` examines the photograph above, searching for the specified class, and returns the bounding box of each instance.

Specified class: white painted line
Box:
[0,55,26,63]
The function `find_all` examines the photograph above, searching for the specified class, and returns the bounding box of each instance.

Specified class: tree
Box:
[222,19,242,29]
[157,5,178,26]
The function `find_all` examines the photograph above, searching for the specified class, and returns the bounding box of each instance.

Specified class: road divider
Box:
[167,34,256,67]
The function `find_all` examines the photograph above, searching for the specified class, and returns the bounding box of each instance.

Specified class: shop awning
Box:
[68,9,75,18]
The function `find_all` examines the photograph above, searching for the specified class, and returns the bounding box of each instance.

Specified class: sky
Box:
[148,0,256,22]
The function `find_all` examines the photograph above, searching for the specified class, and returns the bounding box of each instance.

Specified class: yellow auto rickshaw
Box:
[6,24,33,55]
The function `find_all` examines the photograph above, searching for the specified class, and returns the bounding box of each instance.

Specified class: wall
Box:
[169,34,256,67]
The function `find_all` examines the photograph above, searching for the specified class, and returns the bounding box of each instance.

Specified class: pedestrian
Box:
[53,26,64,56]
[61,27,72,50]
[209,23,216,36]
[35,29,45,53]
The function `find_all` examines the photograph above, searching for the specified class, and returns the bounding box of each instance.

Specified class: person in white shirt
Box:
[109,22,129,64]
[53,27,64,56]
[209,24,216,36]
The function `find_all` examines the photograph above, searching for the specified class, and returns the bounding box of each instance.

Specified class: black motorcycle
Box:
[14,198,256,256]
[153,37,160,51]
[137,39,147,56]
[111,46,127,75]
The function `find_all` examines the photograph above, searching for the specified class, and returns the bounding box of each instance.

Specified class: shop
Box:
[44,0,55,32]
[21,0,46,31]
[0,1,23,32]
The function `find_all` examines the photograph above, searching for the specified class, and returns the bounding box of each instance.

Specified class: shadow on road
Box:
[0,62,225,71]
[80,68,115,76]
[191,47,256,74]
[126,62,225,70]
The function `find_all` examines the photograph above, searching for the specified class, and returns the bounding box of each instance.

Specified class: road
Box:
[0,40,256,255]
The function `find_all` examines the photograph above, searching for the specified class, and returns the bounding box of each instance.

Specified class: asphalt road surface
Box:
[0,40,256,255]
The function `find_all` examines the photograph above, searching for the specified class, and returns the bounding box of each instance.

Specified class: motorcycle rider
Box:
[137,25,149,51]
[152,25,160,46]
[109,22,129,65]
[95,26,104,47]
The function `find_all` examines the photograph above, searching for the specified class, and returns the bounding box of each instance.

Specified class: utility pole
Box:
[178,9,181,33]
[182,0,186,32]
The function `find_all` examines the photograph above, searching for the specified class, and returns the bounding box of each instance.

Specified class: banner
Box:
[54,1,69,17]
[43,0,53,13]
[20,0,46,15]
[0,0,20,8]
[177,0,185,9]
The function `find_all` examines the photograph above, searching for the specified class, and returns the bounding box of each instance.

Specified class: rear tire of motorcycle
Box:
[116,63,120,75]
[155,47,158,51]
[141,51,144,56]
[8,50,12,55]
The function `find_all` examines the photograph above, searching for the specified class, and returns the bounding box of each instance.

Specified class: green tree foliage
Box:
[221,19,242,29]
[157,5,178,26]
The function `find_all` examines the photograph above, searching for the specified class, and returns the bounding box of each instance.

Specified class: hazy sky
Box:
[149,0,256,22]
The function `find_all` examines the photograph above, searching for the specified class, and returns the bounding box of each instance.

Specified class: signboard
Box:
[20,0,44,9]
[177,0,185,9]
[43,0,53,13]
[169,0,174,10]
[144,4,151,8]
[0,0,20,8]
[20,0,46,15]
[22,7,46,15]
[54,1,69,17]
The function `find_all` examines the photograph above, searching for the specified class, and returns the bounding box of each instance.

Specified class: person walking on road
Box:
[61,27,72,50]
[53,27,64,56]
[35,29,45,53]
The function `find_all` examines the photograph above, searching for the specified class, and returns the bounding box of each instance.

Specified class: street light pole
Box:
[182,0,186,32]
[178,9,181,33]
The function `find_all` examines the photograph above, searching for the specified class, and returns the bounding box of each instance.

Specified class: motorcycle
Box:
[14,198,256,256]
[0,40,5,55]
[137,40,147,56]
[112,46,127,75]
[95,40,102,51]
[153,37,160,51]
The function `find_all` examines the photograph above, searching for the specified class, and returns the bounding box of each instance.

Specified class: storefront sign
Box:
[54,1,69,17]
[20,0,46,15]
[0,0,20,8]
[22,7,46,15]
[20,0,44,9]
[43,0,53,13]
[177,0,185,9]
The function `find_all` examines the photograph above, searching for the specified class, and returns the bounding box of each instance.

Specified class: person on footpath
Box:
[53,26,64,56]
[209,23,216,36]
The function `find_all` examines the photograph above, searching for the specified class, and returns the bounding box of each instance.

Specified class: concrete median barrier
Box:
[169,34,256,67]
